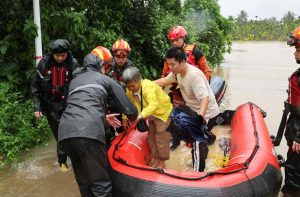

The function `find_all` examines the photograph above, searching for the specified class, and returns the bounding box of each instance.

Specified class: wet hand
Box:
[106,113,121,128]
[34,111,43,118]
[292,141,300,154]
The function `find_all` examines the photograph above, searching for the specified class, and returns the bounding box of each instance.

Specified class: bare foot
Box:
[146,155,155,166]
[152,160,166,169]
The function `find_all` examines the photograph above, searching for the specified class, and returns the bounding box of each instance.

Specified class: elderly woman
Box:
[123,67,173,168]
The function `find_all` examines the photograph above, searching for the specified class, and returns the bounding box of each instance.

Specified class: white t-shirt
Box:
[166,64,219,121]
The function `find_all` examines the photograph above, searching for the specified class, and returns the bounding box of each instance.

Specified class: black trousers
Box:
[45,111,67,164]
[168,121,181,146]
[206,114,220,132]
[281,115,300,196]
[60,138,112,197]
[282,146,300,196]
[191,141,208,172]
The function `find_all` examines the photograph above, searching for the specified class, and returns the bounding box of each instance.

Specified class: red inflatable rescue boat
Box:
[108,102,282,196]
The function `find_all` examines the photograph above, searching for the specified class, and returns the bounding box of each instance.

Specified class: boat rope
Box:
[112,103,261,181]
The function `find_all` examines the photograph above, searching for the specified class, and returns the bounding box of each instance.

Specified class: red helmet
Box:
[111,39,131,56]
[91,46,113,63]
[168,26,187,40]
[287,26,300,47]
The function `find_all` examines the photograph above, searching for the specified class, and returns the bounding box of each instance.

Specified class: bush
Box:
[0,80,51,170]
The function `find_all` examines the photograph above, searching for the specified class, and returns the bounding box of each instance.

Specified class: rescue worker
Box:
[162,26,212,150]
[31,39,79,171]
[163,26,211,81]
[155,47,219,172]
[107,39,135,133]
[122,67,172,169]
[281,26,300,197]
[108,38,134,85]
[58,53,138,196]
[90,46,114,75]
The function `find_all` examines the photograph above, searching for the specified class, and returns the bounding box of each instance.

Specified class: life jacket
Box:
[184,44,198,67]
[288,69,300,107]
[109,60,133,82]
[272,69,300,147]
[184,44,211,81]
[111,70,123,82]
[44,64,70,99]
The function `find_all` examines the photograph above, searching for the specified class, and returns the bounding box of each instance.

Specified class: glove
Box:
[136,118,149,132]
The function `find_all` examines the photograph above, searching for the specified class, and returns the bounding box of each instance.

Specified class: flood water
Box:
[0,42,298,196]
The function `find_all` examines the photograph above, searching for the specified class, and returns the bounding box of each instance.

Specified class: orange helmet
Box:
[111,39,131,56]
[91,46,113,62]
[287,26,300,47]
[168,26,187,40]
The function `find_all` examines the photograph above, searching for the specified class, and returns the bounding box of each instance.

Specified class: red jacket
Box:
[288,69,300,107]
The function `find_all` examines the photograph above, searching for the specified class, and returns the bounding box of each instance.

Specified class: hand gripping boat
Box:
[108,102,282,197]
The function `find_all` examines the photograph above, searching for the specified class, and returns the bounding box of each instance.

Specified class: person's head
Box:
[168,26,187,48]
[83,54,103,72]
[165,47,187,75]
[122,67,142,93]
[287,26,300,64]
[49,39,71,63]
[91,46,113,73]
[111,39,131,67]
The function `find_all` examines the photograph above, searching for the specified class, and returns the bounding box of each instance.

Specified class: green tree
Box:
[236,10,248,24]
[183,0,232,66]
[282,11,296,23]
[229,10,299,41]
[37,0,183,79]
[281,11,299,38]
[0,0,37,91]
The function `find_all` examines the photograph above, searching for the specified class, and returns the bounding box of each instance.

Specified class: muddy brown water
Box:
[0,42,297,196]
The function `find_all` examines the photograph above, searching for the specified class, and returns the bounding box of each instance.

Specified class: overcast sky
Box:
[218,0,300,20]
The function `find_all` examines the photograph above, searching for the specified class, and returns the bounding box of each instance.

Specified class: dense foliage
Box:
[0,80,51,170]
[0,0,231,168]
[183,0,233,66]
[230,11,300,41]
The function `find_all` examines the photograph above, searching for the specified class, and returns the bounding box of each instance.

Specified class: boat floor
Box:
[166,125,231,172]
